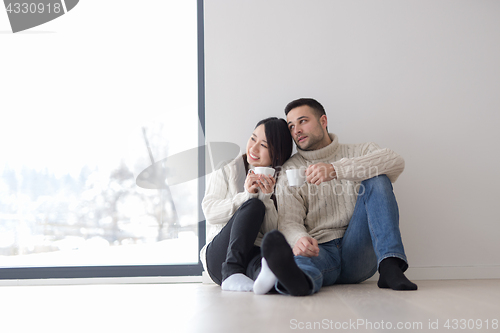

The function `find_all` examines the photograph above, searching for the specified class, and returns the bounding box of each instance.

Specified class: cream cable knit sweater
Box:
[277,133,405,248]
[199,155,278,277]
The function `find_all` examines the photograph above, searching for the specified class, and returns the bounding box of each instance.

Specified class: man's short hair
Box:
[284,98,326,119]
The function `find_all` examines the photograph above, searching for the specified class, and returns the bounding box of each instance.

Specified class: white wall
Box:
[205,0,500,279]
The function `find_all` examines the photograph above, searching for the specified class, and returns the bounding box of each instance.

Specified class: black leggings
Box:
[205,198,266,285]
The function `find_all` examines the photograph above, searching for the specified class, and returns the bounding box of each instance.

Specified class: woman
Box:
[200,117,293,292]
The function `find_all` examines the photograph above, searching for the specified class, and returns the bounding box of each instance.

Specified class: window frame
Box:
[0,0,206,280]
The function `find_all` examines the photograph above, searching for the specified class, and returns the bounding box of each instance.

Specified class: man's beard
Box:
[296,131,325,151]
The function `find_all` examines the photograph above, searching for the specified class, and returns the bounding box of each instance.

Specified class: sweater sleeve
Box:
[202,166,257,225]
[276,171,309,247]
[257,191,278,235]
[332,142,405,183]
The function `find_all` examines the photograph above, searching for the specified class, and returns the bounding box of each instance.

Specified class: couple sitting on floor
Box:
[200,98,417,296]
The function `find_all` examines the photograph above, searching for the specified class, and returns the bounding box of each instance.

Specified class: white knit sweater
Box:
[199,155,278,277]
[277,133,405,248]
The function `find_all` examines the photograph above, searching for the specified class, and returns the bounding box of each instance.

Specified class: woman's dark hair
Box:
[242,117,293,176]
[242,117,292,207]
[254,117,293,171]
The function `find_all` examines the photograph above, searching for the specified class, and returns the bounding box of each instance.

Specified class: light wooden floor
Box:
[1,279,499,333]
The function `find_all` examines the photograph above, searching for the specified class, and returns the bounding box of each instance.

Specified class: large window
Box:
[0,0,205,278]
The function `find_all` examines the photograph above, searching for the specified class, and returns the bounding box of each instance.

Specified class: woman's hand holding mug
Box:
[257,174,276,194]
[245,170,276,194]
[244,171,260,193]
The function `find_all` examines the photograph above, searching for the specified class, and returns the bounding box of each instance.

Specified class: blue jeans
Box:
[277,175,408,295]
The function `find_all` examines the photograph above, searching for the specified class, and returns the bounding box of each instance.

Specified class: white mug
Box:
[253,167,275,177]
[286,168,306,187]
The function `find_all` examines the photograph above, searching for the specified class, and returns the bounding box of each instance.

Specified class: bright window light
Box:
[0,0,201,269]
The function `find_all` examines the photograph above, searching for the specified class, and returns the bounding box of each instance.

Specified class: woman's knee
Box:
[241,197,265,214]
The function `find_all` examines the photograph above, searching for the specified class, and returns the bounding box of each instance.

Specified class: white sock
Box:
[253,258,277,295]
[221,273,254,292]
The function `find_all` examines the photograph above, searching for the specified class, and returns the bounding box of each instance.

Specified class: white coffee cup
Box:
[253,167,275,177]
[286,168,306,187]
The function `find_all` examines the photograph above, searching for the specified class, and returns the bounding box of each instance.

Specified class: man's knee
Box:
[360,174,392,195]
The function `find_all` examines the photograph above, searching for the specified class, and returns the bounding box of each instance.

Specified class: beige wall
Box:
[204,0,500,279]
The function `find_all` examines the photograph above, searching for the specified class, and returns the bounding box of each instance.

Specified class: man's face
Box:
[286,105,330,151]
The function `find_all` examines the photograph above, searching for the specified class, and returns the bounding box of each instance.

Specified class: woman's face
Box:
[246,124,272,167]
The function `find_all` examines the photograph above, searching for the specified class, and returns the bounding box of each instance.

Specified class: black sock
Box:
[378,257,418,291]
[261,230,311,296]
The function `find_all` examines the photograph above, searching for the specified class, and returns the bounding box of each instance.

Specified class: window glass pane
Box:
[0,1,200,268]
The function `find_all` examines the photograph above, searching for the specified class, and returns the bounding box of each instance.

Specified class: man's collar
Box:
[296,133,339,161]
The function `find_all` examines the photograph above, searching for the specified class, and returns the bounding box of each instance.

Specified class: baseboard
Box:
[1,266,499,287]
[0,276,203,286]
[367,265,500,281]
[202,270,216,284]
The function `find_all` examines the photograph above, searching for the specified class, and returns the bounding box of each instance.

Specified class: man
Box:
[259,98,417,296]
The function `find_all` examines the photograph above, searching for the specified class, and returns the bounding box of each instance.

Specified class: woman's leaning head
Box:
[246,117,293,169]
